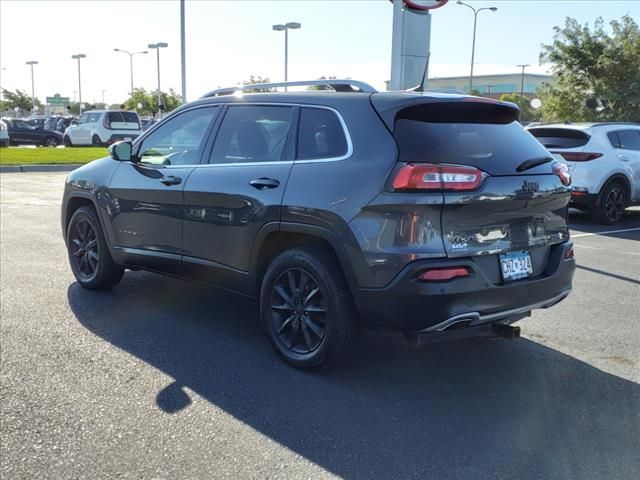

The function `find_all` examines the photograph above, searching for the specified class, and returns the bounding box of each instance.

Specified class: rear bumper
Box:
[105,133,139,145]
[353,241,575,332]
[570,192,597,209]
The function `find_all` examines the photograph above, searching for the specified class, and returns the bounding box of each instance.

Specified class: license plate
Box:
[124,137,132,142]
[499,251,533,281]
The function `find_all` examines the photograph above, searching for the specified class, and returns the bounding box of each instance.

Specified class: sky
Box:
[0,0,638,106]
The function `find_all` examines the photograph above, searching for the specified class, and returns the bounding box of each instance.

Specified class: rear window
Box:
[528,127,590,148]
[106,111,140,129]
[297,107,348,160]
[393,119,552,175]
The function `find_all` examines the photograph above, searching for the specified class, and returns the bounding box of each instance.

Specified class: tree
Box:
[1,88,43,114]
[538,15,640,122]
[123,88,182,116]
[308,76,338,91]
[241,75,273,93]
[499,93,541,123]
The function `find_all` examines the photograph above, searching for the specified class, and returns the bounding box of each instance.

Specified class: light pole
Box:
[180,0,187,103]
[272,22,301,91]
[25,60,38,112]
[114,48,148,96]
[148,43,168,117]
[456,1,497,93]
[71,54,86,115]
[517,64,530,101]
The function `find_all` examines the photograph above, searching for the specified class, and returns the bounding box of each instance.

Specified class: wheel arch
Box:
[250,222,359,298]
[597,173,631,200]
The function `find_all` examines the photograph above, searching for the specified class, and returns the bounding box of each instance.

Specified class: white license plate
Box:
[499,251,533,281]
[124,137,132,142]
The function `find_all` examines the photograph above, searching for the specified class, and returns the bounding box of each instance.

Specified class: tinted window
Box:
[15,120,34,129]
[394,120,552,176]
[297,107,348,160]
[106,112,140,129]
[528,128,590,148]
[607,131,621,148]
[138,107,218,166]
[209,105,293,164]
[616,130,640,151]
[77,113,89,124]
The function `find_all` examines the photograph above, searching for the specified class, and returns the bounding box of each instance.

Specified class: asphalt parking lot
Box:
[1,172,639,480]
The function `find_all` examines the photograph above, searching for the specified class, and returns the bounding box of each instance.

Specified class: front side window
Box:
[138,107,219,166]
[15,120,35,129]
[616,130,640,151]
[77,113,90,125]
[297,107,348,160]
[209,105,293,164]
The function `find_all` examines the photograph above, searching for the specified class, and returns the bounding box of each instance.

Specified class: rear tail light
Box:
[551,151,603,162]
[564,247,574,259]
[392,164,487,191]
[418,267,470,282]
[552,161,571,186]
[103,115,111,130]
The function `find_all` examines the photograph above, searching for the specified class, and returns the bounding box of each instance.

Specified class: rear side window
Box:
[394,119,552,175]
[209,105,293,164]
[527,128,590,148]
[607,131,621,148]
[86,113,101,124]
[297,107,348,160]
[615,130,640,151]
[106,112,140,129]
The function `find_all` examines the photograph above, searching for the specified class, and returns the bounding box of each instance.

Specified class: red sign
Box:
[402,0,449,10]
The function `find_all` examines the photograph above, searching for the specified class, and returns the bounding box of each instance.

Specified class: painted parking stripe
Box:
[572,227,640,238]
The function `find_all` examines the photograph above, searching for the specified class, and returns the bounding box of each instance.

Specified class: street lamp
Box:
[71,54,86,115]
[114,48,148,96]
[517,64,531,101]
[148,43,168,117]
[456,1,497,92]
[272,22,301,91]
[25,60,38,112]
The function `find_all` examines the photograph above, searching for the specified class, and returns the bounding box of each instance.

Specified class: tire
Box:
[63,136,73,147]
[44,136,59,147]
[66,206,124,290]
[260,247,356,369]
[92,135,103,147]
[592,181,628,225]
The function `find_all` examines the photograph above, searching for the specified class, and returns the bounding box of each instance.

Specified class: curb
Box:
[0,164,82,173]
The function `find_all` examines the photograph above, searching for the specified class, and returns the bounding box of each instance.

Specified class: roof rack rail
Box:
[201,79,377,98]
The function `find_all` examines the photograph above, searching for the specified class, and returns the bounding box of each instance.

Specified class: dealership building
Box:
[426,72,554,98]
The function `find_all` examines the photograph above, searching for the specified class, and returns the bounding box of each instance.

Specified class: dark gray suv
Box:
[61,79,575,368]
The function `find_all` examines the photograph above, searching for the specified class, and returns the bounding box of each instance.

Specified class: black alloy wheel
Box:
[45,136,59,147]
[594,182,627,225]
[69,218,99,282]
[66,206,124,289]
[270,268,327,354]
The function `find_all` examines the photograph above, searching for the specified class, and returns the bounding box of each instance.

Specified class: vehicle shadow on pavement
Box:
[68,274,640,480]
[569,207,640,239]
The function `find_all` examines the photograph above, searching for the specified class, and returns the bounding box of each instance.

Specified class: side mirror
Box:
[109,141,134,161]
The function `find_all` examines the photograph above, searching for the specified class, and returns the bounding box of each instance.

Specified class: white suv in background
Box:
[528,123,640,224]
[63,110,142,147]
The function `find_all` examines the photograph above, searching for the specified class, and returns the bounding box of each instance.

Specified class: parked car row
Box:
[1,117,64,147]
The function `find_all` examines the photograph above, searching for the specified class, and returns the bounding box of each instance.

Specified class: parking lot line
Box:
[571,227,640,238]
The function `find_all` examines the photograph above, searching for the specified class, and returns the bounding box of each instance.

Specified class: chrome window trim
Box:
[295,104,353,164]
[154,102,353,168]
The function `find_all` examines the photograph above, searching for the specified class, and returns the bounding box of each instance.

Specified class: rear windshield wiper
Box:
[516,156,553,173]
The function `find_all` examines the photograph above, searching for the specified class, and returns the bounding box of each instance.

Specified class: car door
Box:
[106,106,220,273]
[182,104,296,291]
[612,129,640,201]
[12,120,39,144]
[69,113,90,144]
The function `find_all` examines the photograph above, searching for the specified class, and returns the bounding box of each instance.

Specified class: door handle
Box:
[249,177,280,190]
[160,175,182,186]
[618,154,629,161]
